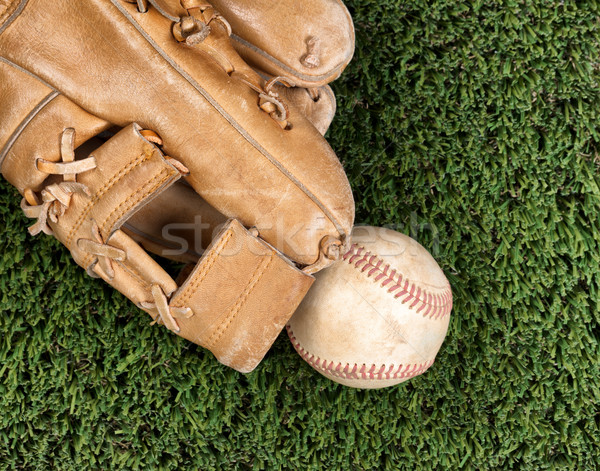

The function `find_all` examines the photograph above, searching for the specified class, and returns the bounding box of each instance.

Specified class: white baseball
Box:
[287,225,452,388]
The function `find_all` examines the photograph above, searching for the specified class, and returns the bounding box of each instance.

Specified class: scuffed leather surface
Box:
[1,94,111,192]
[0,0,21,27]
[0,58,55,166]
[210,0,355,88]
[288,227,452,388]
[0,0,354,265]
[171,219,314,373]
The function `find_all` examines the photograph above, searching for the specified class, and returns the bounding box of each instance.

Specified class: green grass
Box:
[2,0,600,469]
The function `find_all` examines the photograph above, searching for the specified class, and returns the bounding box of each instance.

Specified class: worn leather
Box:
[0,0,354,266]
[123,81,338,263]
[287,226,453,388]
[20,124,314,372]
[208,0,355,88]
[0,0,354,371]
[170,218,313,372]
[274,84,336,136]
[140,0,346,132]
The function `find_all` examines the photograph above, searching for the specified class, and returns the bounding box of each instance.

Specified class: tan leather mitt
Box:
[0,0,354,373]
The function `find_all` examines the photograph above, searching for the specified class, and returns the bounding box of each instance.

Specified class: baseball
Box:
[287,225,452,388]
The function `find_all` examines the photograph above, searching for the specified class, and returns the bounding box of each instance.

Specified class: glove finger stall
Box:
[0,0,355,267]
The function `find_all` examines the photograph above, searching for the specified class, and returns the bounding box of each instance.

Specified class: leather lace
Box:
[21,128,127,284]
[21,125,195,335]
[141,284,193,333]
[134,0,295,129]
[77,221,127,280]
[21,128,96,236]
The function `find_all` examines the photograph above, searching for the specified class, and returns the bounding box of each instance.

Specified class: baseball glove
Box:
[0,0,354,372]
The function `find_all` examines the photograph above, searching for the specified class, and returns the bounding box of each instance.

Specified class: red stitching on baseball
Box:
[287,325,434,382]
[342,243,452,319]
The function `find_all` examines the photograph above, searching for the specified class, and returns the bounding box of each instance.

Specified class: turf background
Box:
[1,0,600,469]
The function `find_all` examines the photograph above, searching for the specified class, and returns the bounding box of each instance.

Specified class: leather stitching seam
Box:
[205,253,274,349]
[65,151,151,248]
[99,168,172,237]
[343,243,452,320]
[286,325,434,381]
[82,169,172,281]
[172,229,234,307]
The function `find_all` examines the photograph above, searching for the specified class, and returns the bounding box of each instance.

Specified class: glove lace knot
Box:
[300,36,321,69]
[232,74,296,129]
[134,0,293,129]
[141,284,194,333]
[77,221,127,280]
[21,128,96,236]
